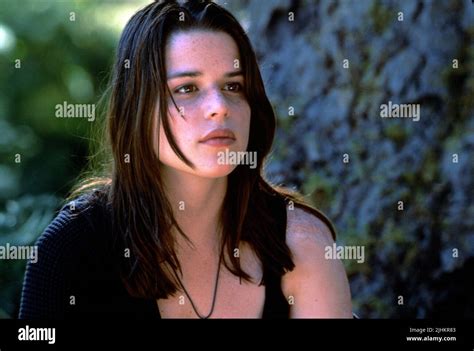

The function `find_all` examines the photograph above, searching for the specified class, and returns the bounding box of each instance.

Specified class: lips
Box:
[199,128,236,144]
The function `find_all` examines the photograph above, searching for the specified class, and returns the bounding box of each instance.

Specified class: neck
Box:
[160,164,227,251]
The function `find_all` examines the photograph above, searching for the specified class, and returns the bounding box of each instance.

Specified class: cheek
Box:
[157,115,180,161]
[239,103,251,139]
[157,113,196,158]
[245,105,251,129]
[157,122,167,154]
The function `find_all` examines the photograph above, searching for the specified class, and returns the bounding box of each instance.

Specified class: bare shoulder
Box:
[282,205,353,318]
[285,206,334,251]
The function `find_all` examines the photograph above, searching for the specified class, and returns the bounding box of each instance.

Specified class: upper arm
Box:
[19,222,71,318]
[19,204,90,319]
[281,206,353,318]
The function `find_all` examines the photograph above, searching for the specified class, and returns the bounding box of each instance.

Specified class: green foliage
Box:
[0,195,58,317]
[0,0,146,318]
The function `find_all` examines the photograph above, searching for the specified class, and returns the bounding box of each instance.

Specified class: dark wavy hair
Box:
[68,0,337,299]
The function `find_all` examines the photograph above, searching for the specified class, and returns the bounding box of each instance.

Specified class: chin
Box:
[196,164,238,179]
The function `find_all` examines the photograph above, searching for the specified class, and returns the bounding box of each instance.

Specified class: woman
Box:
[19,0,352,319]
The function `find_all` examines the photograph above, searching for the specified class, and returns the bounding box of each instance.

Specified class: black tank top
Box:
[19,192,290,319]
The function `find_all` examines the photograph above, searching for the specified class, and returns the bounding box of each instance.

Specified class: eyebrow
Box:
[167,70,243,80]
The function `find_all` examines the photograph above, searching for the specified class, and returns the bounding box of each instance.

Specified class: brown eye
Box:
[225,82,243,92]
[175,85,198,94]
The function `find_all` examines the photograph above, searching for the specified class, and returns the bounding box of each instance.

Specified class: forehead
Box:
[165,30,240,73]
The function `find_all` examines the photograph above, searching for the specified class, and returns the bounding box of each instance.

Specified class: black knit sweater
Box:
[19,193,289,319]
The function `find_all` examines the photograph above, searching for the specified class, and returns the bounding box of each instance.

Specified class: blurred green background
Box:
[0,0,150,318]
[1,0,473,319]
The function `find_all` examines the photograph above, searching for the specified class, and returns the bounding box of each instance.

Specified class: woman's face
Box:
[157,30,251,178]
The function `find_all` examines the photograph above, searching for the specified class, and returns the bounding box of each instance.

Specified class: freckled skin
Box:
[157,30,251,178]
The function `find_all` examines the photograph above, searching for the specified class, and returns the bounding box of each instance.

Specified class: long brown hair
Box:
[68,0,337,299]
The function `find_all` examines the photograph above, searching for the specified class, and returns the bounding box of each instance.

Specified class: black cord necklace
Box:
[173,243,225,319]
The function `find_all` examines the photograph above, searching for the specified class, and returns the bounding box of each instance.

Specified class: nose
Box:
[204,89,229,121]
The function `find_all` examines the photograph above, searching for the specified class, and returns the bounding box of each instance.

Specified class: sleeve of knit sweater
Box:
[18,200,94,319]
